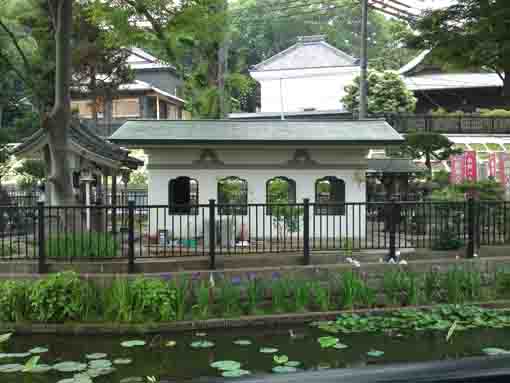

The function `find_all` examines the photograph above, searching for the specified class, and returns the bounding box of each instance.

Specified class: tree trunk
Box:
[425,152,432,178]
[0,105,3,130]
[503,71,510,107]
[44,0,74,206]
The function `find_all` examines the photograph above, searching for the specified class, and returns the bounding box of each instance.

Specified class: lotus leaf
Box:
[317,363,331,370]
[211,360,242,371]
[334,343,349,349]
[165,341,177,347]
[28,364,52,373]
[0,363,23,373]
[273,355,289,365]
[318,336,339,348]
[195,332,207,337]
[233,339,252,346]
[482,347,510,356]
[0,352,31,358]
[0,333,12,344]
[285,361,301,367]
[121,340,146,348]
[85,353,107,360]
[86,367,116,377]
[113,358,133,365]
[367,350,385,357]
[53,361,88,372]
[259,347,278,354]
[120,377,144,383]
[272,365,297,373]
[56,379,75,383]
[89,359,112,369]
[73,373,93,383]
[29,347,48,354]
[190,340,215,349]
[221,369,251,378]
[22,355,40,372]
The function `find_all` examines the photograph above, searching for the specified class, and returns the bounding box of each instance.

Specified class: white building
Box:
[110,119,402,241]
[250,35,359,113]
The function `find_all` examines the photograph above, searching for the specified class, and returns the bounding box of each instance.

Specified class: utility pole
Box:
[359,0,369,119]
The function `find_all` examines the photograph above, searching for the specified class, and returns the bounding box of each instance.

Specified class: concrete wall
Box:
[251,67,359,113]
[145,146,368,240]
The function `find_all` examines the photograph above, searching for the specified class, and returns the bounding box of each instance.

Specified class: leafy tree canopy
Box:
[342,70,416,115]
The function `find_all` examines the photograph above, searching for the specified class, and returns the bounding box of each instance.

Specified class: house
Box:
[249,35,358,114]
[110,119,403,241]
[399,50,505,113]
[71,47,188,136]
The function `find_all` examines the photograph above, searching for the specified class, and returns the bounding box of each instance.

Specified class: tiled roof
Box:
[126,47,176,71]
[251,35,357,72]
[110,119,403,145]
[403,73,503,91]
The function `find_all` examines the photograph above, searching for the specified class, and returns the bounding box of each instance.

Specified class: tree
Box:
[342,70,416,115]
[408,1,510,105]
[393,132,462,177]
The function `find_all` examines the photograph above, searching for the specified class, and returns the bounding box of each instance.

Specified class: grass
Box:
[46,232,119,258]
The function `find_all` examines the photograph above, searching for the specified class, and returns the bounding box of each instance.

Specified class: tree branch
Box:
[0,18,32,75]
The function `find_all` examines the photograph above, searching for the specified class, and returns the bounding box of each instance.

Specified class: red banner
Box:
[464,151,477,182]
[498,153,510,194]
[489,153,497,178]
[449,154,465,184]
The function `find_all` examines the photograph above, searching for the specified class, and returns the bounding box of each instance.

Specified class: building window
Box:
[112,98,140,118]
[168,177,198,215]
[266,176,296,215]
[314,176,345,215]
[218,176,248,215]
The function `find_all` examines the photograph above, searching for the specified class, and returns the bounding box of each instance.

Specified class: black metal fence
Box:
[0,199,507,272]
[386,115,510,134]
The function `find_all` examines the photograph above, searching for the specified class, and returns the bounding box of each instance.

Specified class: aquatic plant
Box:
[270,278,289,313]
[311,281,331,312]
[338,271,375,309]
[245,276,264,315]
[0,281,30,322]
[169,276,189,321]
[130,278,177,321]
[383,270,420,306]
[193,280,212,320]
[443,268,481,304]
[217,279,241,317]
[292,280,311,312]
[424,270,443,303]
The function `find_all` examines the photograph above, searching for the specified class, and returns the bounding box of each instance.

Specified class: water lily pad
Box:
[53,361,88,372]
[120,378,144,383]
[0,352,31,358]
[211,360,242,371]
[482,347,510,356]
[0,363,23,373]
[318,336,339,348]
[85,353,107,360]
[86,367,116,377]
[221,369,251,378]
[73,373,93,383]
[56,379,75,383]
[165,341,177,347]
[367,350,385,357]
[317,363,331,370]
[273,355,289,365]
[259,347,278,354]
[121,340,146,348]
[0,333,12,344]
[272,365,298,373]
[89,359,112,369]
[113,358,133,365]
[195,332,207,337]
[233,339,252,346]
[334,343,349,349]
[22,355,40,372]
[28,364,52,373]
[29,347,48,354]
[285,361,301,367]
[190,340,215,349]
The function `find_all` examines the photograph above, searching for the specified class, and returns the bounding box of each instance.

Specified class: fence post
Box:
[466,196,475,259]
[303,198,310,265]
[37,201,46,274]
[209,199,216,270]
[387,198,398,262]
[127,200,135,273]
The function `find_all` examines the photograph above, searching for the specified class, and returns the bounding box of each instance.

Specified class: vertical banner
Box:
[464,151,477,182]
[489,153,497,178]
[449,154,465,184]
[498,153,510,195]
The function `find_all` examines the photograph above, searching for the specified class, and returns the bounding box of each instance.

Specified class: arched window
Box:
[218,176,248,215]
[266,176,296,215]
[315,176,345,215]
[168,176,198,214]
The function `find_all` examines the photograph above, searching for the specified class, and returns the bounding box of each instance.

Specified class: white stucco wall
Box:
[144,146,367,242]
[250,67,359,113]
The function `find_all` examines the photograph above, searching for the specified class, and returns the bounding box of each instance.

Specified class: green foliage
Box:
[192,280,211,320]
[16,159,46,190]
[0,280,30,322]
[218,280,242,317]
[443,268,481,304]
[46,232,119,258]
[383,271,420,306]
[29,272,97,322]
[310,281,331,312]
[291,280,311,313]
[342,70,416,115]
[431,180,505,201]
[271,278,291,313]
[338,271,375,309]
[129,278,177,321]
[495,268,510,298]
[127,169,148,187]
[479,109,510,117]
[245,277,264,315]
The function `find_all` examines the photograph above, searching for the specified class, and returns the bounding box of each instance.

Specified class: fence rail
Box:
[0,199,506,272]
[386,115,510,134]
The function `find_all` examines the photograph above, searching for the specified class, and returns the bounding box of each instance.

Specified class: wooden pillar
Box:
[156,95,160,120]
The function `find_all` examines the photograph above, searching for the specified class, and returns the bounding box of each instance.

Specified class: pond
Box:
[1,325,509,383]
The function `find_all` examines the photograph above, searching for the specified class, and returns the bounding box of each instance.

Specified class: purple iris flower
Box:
[231,276,241,285]
[272,271,281,280]
[191,272,201,280]
[247,272,257,281]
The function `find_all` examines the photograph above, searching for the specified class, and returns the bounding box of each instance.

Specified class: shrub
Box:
[29,272,95,322]
[0,280,30,322]
[46,232,119,258]
[130,278,177,321]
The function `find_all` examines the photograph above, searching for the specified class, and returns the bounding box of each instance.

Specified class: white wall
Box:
[145,146,367,242]
[251,67,359,113]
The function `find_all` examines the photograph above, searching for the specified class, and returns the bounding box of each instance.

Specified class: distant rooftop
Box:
[126,47,176,71]
[251,35,357,72]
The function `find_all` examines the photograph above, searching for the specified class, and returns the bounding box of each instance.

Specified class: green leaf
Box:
[317,336,339,348]
[367,350,385,357]
[22,355,40,372]
[113,358,133,365]
[53,361,88,372]
[121,340,146,348]
[0,363,24,373]
[259,347,278,354]
[273,355,289,365]
[221,369,251,377]
[29,347,48,354]
[211,360,242,371]
[233,339,252,346]
[482,347,510,356]
[0,333,12,344]
[190,340,215,349]
[285,361,301,367]
[85,353,107,360]
[272,365,298,373]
